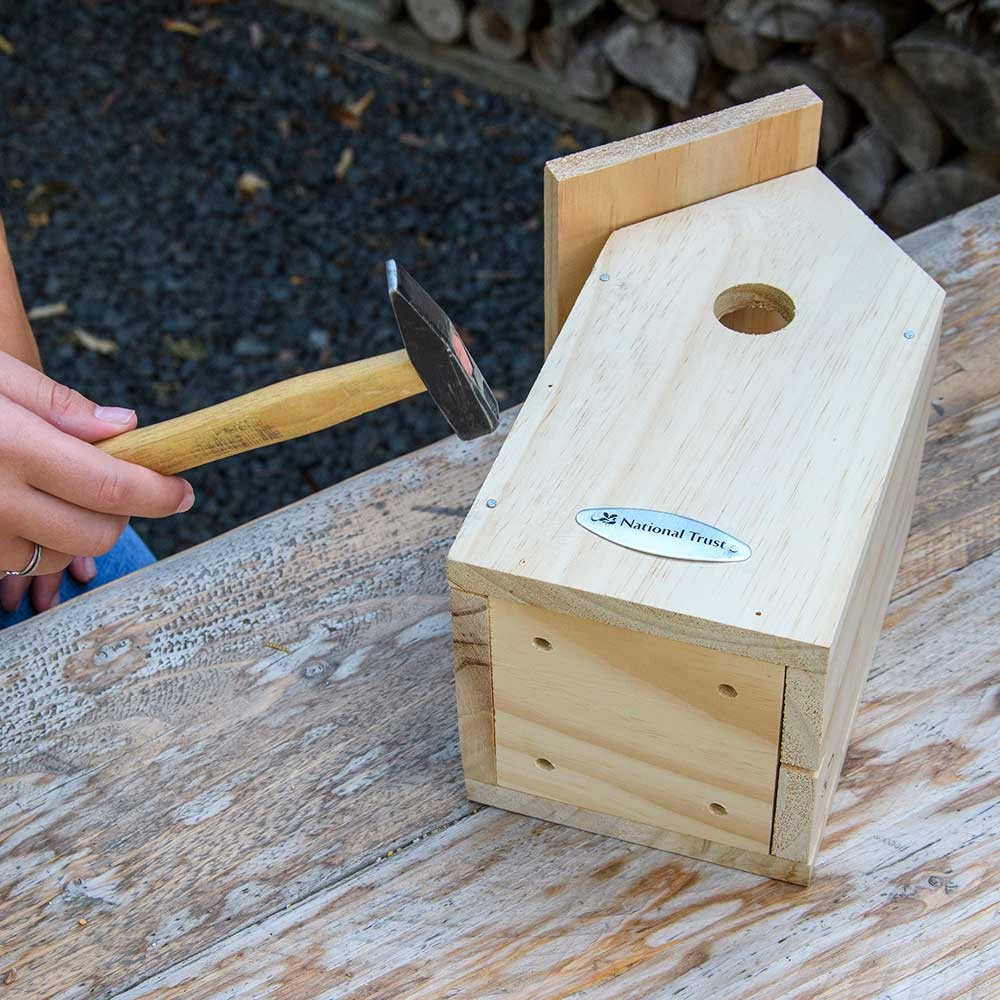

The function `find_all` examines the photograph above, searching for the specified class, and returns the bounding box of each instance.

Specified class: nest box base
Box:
[466,779,813,886]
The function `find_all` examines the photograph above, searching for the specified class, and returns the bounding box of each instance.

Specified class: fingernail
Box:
[175,484,195,514]
[48,592,61,609]
[94,406,136,425]
[83,557,97,581]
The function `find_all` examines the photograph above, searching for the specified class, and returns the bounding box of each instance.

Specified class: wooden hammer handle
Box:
[98,349,425,475]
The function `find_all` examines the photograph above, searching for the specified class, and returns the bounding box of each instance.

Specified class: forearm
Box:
[0,214,42,370]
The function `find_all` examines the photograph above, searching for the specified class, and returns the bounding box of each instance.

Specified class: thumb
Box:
[0,350,137,442]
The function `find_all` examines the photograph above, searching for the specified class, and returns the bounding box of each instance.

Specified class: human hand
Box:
[0,351,194,614]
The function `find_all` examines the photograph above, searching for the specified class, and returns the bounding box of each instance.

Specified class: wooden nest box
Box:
[446,88,944,885]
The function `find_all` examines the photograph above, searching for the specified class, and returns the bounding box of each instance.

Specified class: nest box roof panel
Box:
[448,167,943,669]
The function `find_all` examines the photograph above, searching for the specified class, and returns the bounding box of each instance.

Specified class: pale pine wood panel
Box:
[544,86,822,351]
[778,328,937,774]
[468,780,810,884]
[454,168,943,667]
[775,318,934,860]
[449,587,495,784]
[107,549,1000,1000]
[490,599,784,853]
[772,399,925,860]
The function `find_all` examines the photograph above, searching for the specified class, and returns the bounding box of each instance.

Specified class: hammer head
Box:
[386,260,499,441]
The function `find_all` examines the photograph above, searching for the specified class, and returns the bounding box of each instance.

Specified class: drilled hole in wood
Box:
[714,284,794,335]
[533,636,552,651]
[708,802,728,816]
[535,757,555,771]
[718,683,738,698]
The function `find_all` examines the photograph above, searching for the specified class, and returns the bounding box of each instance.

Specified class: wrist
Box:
[0,221,42,370]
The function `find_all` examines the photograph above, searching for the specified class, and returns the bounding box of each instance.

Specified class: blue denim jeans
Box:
[0,525,155,627]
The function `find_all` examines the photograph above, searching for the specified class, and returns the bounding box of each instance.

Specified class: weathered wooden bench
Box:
[2,195,998,999]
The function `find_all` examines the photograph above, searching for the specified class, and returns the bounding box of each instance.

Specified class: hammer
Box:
[98,261,499,475]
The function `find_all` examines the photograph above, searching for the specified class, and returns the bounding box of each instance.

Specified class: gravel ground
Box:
[0,0,602,557]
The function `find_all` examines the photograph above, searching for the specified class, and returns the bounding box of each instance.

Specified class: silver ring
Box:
[4,543,43,577]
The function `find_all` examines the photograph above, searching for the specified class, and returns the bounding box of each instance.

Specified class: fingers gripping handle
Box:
[97,350,425,475]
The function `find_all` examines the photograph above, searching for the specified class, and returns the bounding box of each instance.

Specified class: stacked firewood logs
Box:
[353,0,1000,234]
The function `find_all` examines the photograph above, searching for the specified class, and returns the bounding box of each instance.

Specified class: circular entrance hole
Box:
[714,283,795,335]
[533,636,552,651]
[535,757,555,771]
[708,802,728,816]
[718,683,738,699]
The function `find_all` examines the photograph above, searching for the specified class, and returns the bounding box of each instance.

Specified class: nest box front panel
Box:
[490,599,785,853]
[448,166,943,668]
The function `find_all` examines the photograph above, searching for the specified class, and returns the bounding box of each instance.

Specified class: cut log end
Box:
[706,14,779,73]
[603,18,703,107]
[894,19,1000,153]
[564,36,615,101]
[405,0,467,44]
[549,0,602,27]
[468,5,528,61]
[825,126,899,214]
[609,84,661,133]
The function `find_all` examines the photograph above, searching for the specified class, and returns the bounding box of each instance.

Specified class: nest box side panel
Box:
[543,86,822,354]
[489,599,785,854]
[771,329,939,863]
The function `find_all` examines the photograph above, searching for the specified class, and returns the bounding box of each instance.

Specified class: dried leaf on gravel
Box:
[347,89,375,117]
[73,327,118,356]
[164,336,206,361]
[27,302,69,321]
[236,170,270,196]
[152,381,179,405]
[452,88,471,107]
[330,89,375,130]
[553,132,581,152]
[398,131,426,149]
[25,179,75,227]
[334,147,354,182]
[0,35,15,57]
[329,107,359,131]
[163,19,202,37]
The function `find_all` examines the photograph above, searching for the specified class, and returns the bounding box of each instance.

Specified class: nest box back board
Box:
[447,91,944,884]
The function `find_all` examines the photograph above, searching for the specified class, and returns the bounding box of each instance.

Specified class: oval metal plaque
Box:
[576,508,751,562]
